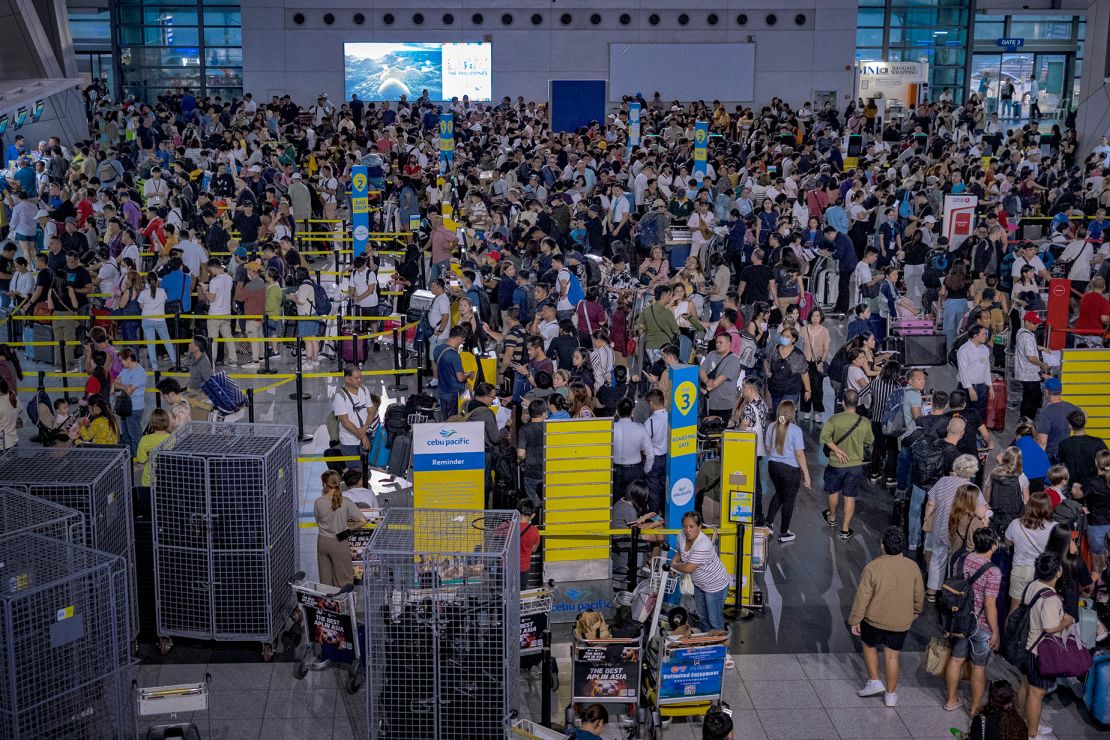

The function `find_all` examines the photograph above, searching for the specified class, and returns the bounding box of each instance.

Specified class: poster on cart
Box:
[297,592,356,664]
[346,527,375,584]
[520,612,547,654]
[572,644,641,701]
[658,643,728,701]
[412,422,485,510]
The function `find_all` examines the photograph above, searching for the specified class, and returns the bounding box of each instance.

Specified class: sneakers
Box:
[857,679,885,697]
[267,350,281,359]
[802,412,811,422]
[815,413,824,423]
[765,523,775,536]
[241,362,260,370]
[777,531,796,543]
[884,692,898,707]
[840,529,855,540]
[427,378,439,388]
[821,509,836,527]
[1036,724,1053,737]
[724,656,735,669]
[869,472,882,484]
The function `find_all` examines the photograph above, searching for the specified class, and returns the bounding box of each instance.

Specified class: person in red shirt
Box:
[141,206,166,254]
[1072,276,1109,347]
[517,498,540,578]
[74,188,95,229]
[1043,465,1072,508]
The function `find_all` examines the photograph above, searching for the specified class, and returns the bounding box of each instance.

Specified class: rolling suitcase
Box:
[798,291,816,321]
[892,318,935,335]
[985,375,1008,431]
[815,269,838,310]
[339,322,368,365]
[1084,651,1110,724]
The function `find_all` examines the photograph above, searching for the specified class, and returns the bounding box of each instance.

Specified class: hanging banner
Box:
[722,430,758,606]
[628,102,641,152]
[943,194,978,252]
[693,121,709,183]
[412,422,484,510]
[439,113,455,174]
[350,165,370,258]
[1047,278,1072,351]
[666,365,699,543]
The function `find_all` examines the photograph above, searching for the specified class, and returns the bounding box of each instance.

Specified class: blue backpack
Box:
[566,272,585,306]
[880,385,907,437]
[898,191,913,219]
[303,280,332,317]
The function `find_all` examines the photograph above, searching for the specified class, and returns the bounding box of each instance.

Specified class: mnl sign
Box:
[858,62,928,82]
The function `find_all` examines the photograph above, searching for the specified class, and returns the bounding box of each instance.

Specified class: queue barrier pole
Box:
[540,630,553,728]
[388,327,407,393]
[259,314,278,375]
[247,388,255,423]
[289,336,310,441]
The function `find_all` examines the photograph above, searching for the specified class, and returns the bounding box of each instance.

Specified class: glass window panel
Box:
[202,10,241,25]
[935,47,965,66]
[204,27,241,45]
[895,8,940,26]
[974,21,1005,40]
[856,29,884,47]
[143,27,200,46]
[1009,21,1073,40]
[120,46,202,68]
[857,9,886,26]
[206,48,242,65]
[859,0,885,6]
[206,69,243,87]
[142,9,198,26]
[932,67,959,85]
[856,48,884,61]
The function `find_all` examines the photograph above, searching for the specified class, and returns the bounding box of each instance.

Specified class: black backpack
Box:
[923,249,950,289]
[911,434,947,490]
[1053,499,1086,532]
[383,403,410,443]
[937,552,993,639]
[988,475,1024,538]
[1001,584,1054,666]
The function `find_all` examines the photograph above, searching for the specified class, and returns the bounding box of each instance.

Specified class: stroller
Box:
[26,388,73,445]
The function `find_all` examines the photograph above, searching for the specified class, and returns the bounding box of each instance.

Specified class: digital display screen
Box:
[344,42,492,102]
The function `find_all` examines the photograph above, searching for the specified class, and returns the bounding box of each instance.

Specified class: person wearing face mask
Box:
[766,327,811,414]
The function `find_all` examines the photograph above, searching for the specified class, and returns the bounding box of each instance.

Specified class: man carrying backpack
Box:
[942,528,1002,715]
[288,266,323,367]
[922,237,951,314]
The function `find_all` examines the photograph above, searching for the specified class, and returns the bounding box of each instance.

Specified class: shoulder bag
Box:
[822,414,864,460]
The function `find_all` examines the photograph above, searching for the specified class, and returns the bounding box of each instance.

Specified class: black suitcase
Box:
[903,333,947,366]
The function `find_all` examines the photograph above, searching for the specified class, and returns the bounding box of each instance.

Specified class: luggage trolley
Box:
[565,630,647,737]
[133,674,212,740]
[289,573,366,694]
[639,555,732,737]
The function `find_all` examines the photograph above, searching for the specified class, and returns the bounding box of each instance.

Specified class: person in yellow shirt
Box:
[133,408,170,518]
[71,394,120,446]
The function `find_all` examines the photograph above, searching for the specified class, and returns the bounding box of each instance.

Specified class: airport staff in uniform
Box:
[612,397,653,503]
[645,389,669,514]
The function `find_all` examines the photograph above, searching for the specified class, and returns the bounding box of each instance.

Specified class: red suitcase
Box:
[985,376,1007,431]
[799,291,816,321]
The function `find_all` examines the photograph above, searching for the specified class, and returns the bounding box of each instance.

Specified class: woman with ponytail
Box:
[763,400,811,544]
[313,470,366,587]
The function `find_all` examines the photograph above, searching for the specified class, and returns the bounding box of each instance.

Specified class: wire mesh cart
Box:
[0,446,137,640]
[566,632,646,736]
[132,674,212,740]
[289,574,365,694]
[150,422,299,660]
[0,486,85,544]
[363,508,520,740]
[0,533,131,739]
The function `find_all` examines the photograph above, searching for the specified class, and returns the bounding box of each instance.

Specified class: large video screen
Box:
[344,42,492,102]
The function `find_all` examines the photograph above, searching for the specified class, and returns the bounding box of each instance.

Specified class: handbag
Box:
[1037,629,1093,677]
[114,391,133,418]
[924,635,951,677]
[33,302,51,326]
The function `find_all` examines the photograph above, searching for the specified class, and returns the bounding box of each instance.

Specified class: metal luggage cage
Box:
[0,533,131,740]
[150,422,299,660]
[0,486,85,544]
[363,508,520,740]
[0,446,138,640]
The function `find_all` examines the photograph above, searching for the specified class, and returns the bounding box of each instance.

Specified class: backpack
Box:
[303,280,332,317]
[566,272,585,306]
[383,402,410,443]
[469,285,492,322]
[639,214,660,248]
[999,249,1018,293]
[1053,498,1086,532]
[923,249,950,289]
[911,434,947,490]
[988,475,1025,538]
[898,191,913,219]
[1001,585,1054,666]
[937,552,994,639]
[880,386,907,437]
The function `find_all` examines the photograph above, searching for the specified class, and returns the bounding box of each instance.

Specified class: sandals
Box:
[943,701,963,712]
[821,509,836,527]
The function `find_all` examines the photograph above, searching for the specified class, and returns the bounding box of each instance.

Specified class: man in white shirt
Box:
[852,248,880,308]
[176,228,207,278]
[143,167,169,208]
[332,364,375,466]
[533,303,560,351]
[612,397,653,503]
[687,200,716,262]
[1013,312,1050,421]
[201,258,237,365]
[633,164,653,210]
[94,251,121,296]
[609,182,632,232]
[644,389,669,513]
[956,325,993,418]
[1010,242,1051,282]
[349,255,379,315]
[552,253,574,319]
[425,278,452,388]
[9,193,38,263]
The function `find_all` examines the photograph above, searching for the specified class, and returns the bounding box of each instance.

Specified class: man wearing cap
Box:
[234,260,266,369]
[1035,378,1079,463]
[1014,312,1051,421]
[59,217,86,254]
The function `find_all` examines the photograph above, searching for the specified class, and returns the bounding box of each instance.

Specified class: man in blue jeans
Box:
[433,326,471,420]
[114,348,148,456]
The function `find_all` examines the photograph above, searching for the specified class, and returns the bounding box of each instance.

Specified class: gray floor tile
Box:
[260,717,333,736]
[728,709,768,740]
[332,710,358,740]
[264,688,338,720]
[269,662,340,689]
[754,708,837,740]
[894,706,971,739]
[812,677,888,709]
[796,652,867,681]
[200,720,263,740]
[721,671,754,711]
[206,688,268,720]
[745,679,823,709]
[734,654,809,682]
[827,707,912,738]
[205,662,274,691]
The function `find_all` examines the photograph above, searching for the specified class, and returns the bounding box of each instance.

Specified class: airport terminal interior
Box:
[3,1,1110,739]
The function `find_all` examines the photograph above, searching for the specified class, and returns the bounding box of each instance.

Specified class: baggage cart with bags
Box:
[133,674,212,740]
[289,573,366,694]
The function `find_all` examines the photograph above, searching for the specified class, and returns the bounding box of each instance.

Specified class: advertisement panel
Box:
[344,42,492,101]
[943,194,978,252]
[658,644,728,701]
[666,365,699,544]
[628,102,641,151]
[297,592,356,663]
[693,121,708,183]
[571,644,641,701]
[350,165,369,258]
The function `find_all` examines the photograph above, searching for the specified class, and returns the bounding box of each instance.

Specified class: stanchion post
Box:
[56,339,66,372]
[416,338,425,393]
[247,388,255,423]
[336,307,344,373]
[169,312,186,373]
[360,448,369,487]
[387,328,406,392]
[5,312,12,344]
[258,313,277,374]
[153,370,162,409]
[540,629,553,728]
[288,337,310,441]
[627,526,641,592]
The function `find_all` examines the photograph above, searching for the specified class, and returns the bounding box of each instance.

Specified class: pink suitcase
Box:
[798,291,816,321]
[892,318,935,336]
